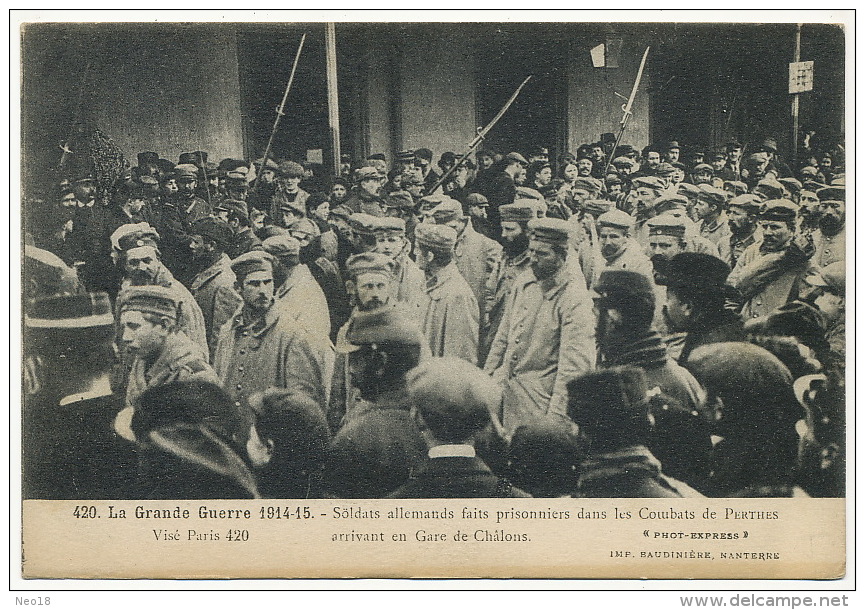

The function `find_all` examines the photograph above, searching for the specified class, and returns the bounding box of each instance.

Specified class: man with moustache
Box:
[592,208,654,287]
[810,186,845,268]
[693,185,732,248]
[213,251,327,421]
[481,202,535,366]
[728,200,817,320]
[484,218,595,435]
[371,215,425,312]
[629,176,666,247]
[718,194,762,269]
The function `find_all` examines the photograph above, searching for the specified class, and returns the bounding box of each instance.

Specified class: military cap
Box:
[349,213,378,236]
[692,163,713,174]
[384,191,415,210]
[665,140,681,151]
[278,160,305,179]
[499,203,536,223]
[71,174,95,184]
[112,223,161,252]
[658,252,731,289]
[338,306,424,354]
[288,217,319,238]
[137,151,159,166]
[583,199,613,217]
[807,261,844,296]
[779,177,803,194]
[799,165,819,177]
[753,178,785,201]
[430,198,465,224]
[401,172,424,187]
[116,180,152,201]
[830,175,845,186]
[566,366,650,436]
[353,166,381,183]
[414,148,434,162]
[395,150,416,163]
[748,152,769,163]
[406,357,499,436]
[344,252,396,281]
[329,204,353,221]
[367,152,387,162]
[222,201,249,224]
[261,234,301,259]
[190,217,233,249]
[725,140,743,151]
[677,182,702,198]
[528,217,570,245]
[759,138,778,153]
[631,176,666,191]
[723,180,749,196]
[137,175,159,188]
[653,193,689,215]
[615,144,636,157]
[816,186,844,203]
[695,185,728,207]
[505,152,529,165]
[611,156,635,168]
[226,166,251,182]
[174,164,199,181]
[119,285,180,320]
[253,157,279,171]
[709,150,726,161]
[529,145,549,156]
[759,199,799,222]
[605,174,623,186]
[179,151,207,166]
[231,250,275,280]
[597,208,635,231]
[647,215,687,239]
[592,270,656,314]
[370,215,406,235]
[515,186,544,202]
[726,194,763,214]
[655,162,676,176]
[465,193,489,207]
[571,177,602,193]
[25,291,114,329]
[218,158,248,173]
[414,223,457,253]
[258,226,289,241]
[802,179,827,193]
[671,161,687,171]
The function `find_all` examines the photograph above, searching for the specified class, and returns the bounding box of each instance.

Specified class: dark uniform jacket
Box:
[387,455,531,498]
[577,445,703,498]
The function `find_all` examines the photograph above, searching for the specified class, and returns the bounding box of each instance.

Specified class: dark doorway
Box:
[474,24,568,162]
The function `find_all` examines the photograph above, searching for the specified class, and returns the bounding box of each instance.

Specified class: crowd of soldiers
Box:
[23,135,845,500]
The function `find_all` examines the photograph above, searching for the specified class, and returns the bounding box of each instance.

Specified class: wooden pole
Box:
[325,23,342,177]
[791,24,802,162]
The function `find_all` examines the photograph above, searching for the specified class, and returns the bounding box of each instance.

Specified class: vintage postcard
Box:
[13,10,852,584]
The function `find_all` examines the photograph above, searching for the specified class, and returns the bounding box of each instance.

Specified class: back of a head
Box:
[134,380,252,451]
[567,366,651,451]
[645,393,712,492]
[406,358,497,444]
[507,416,586,498]
[687,342,801,435]
[324,410,426,498]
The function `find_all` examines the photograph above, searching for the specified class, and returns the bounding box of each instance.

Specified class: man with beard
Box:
[259,234,331,346]
[481,203,535,366]
[629,176,665,247]
[592,270,706,418]
[112,223,208,355]
[371,215,424,312]
[158,164,211,283]
[660,253,744,363]
[810,186,845,268]
[327,252,402,430]
[576,156,594,179]
[213,251,327,420]
[188,217,243,360]
[430,198,502,318]
[484,218,595,434]
[693,185,731,248]
[728,200,817,320]
[114,285,219,443]
[592,208,653,287]
[719,194,762,269]
[415,223,479,364]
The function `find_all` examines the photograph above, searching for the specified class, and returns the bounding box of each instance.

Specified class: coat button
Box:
[238,366,244,372]
[236,383,242,390]
[239,350,246,355]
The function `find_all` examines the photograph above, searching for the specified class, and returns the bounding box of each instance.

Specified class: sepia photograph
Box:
[14,10,851,583]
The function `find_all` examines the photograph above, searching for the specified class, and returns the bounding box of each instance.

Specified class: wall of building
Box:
[22,23,244,192]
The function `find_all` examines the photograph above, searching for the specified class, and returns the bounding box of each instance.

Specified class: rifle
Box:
[254,33,307,193]
[58,61,92,170]
[602,47,650,178]
[426,75,532,195]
